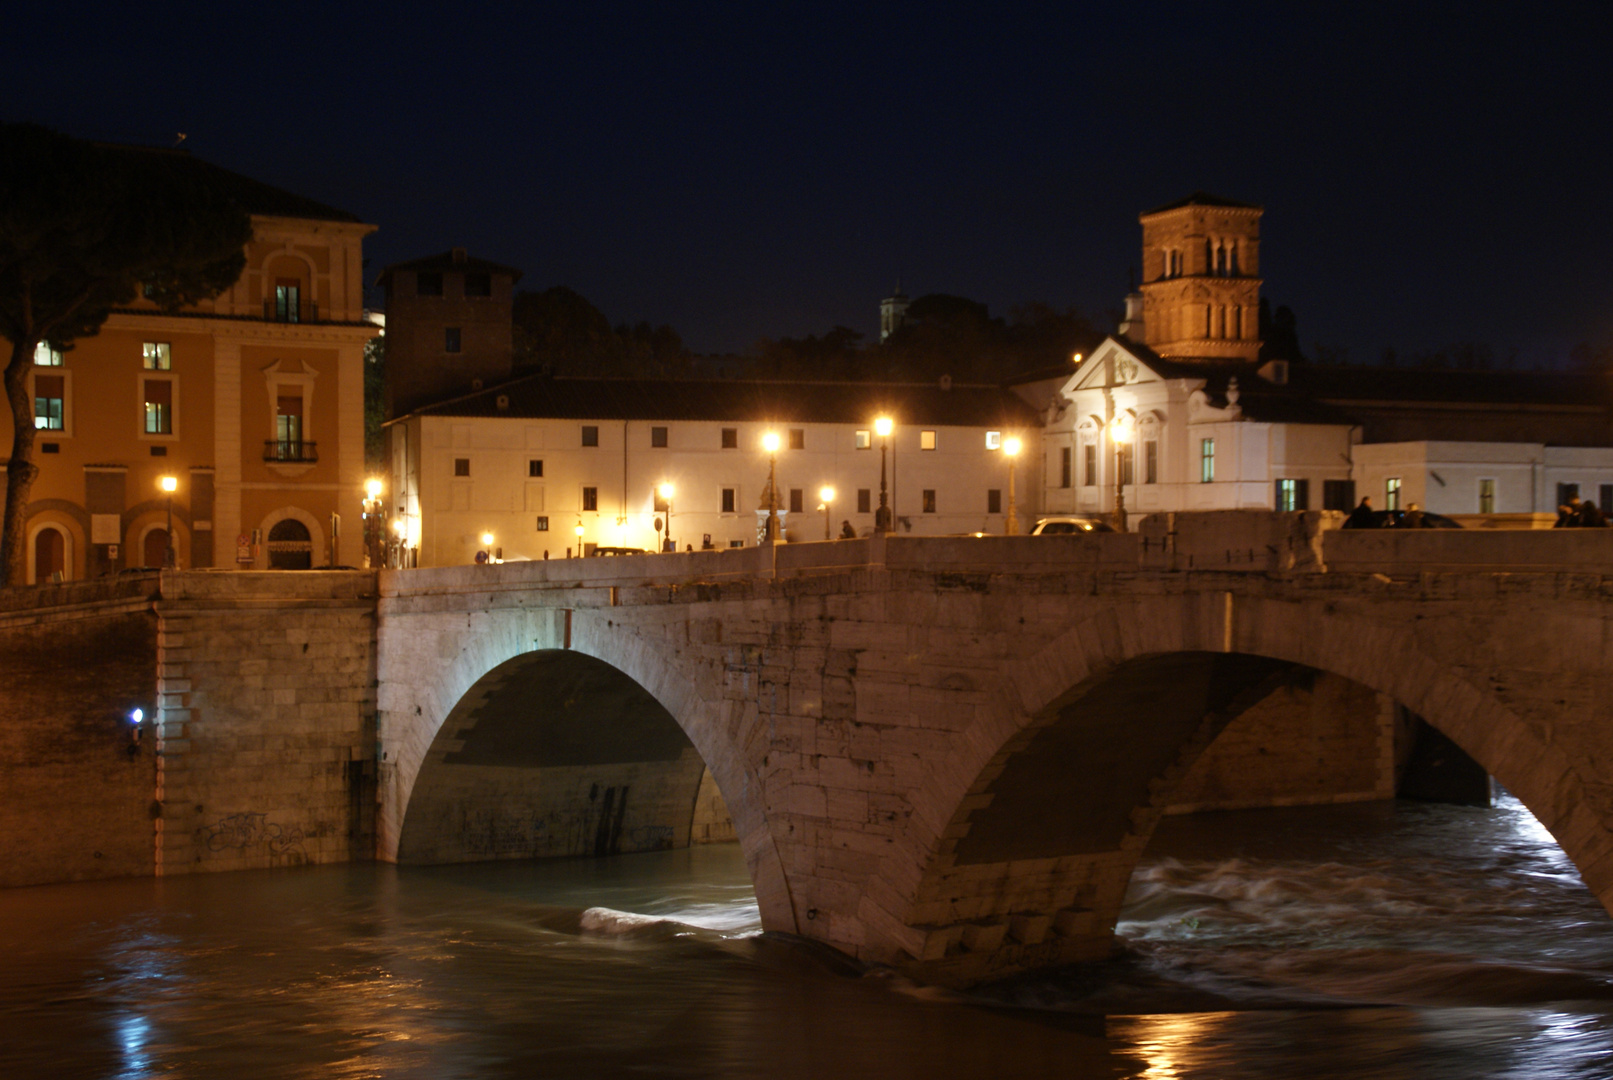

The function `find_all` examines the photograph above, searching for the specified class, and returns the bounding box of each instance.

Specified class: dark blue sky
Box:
[7,3,1612,363]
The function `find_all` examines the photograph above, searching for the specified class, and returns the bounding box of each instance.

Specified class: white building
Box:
[385,376,1042,565]
[1353,442,1613,524]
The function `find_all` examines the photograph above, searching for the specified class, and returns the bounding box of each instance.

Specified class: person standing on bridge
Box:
[1344,496,1375,529]
[840,520,857,539]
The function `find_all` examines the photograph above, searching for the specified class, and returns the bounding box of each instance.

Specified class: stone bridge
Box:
[5,511,1613,985]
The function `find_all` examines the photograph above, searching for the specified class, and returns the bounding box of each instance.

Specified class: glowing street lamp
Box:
[819,485,836,540]
[1002,436,1022,535]
[159,475,178,567]
[874,416,893,533]
[479,531,495,565]
[363,478,384,568]
[574,520,585,557]
[762,431,781,542]
[658,481,675,552]
[1110,414,1135,532]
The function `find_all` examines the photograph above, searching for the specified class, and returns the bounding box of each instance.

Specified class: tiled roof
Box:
[1142,191,1262,216]
[100,144,365,223]
[398,374,1045,428]
[376,251,524,288]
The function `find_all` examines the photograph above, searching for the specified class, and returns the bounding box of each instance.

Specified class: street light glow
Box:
[819,485,835,503]
[480,532,494,547]
[1003,436,1022,457]
[159,475,177,493]
[365,478,383,500]
[1110,415,1135,443]
[874,416,893,438]
[762,431,780,453]
[659,481,674,499]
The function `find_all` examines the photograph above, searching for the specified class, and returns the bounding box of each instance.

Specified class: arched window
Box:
[33,527,66,583]
[267,518,314,570]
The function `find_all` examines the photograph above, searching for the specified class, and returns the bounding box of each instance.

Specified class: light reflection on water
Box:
[0,796,1611,1078]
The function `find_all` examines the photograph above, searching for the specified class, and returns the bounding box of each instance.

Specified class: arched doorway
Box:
[142,527,169,569]
[267,518,313,569]
[32,526,66,583]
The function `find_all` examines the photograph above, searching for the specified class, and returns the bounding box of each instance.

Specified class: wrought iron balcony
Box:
[264,439,318,463]
[263,299,320,323]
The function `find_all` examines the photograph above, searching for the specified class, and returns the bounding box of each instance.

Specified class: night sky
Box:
[7,4,1612,364]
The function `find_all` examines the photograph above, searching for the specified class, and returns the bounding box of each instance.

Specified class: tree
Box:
[0,124,251,584]
[364,334,386,472]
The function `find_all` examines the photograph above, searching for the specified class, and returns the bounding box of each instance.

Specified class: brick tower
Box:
[1138,193,1262,363]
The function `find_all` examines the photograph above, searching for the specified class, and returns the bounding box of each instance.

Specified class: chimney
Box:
[451,247,467,264]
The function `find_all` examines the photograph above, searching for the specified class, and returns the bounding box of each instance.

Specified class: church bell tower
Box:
[1138,193,1263,363]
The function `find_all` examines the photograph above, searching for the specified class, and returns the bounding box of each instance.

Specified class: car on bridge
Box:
[1030,516,1116,535]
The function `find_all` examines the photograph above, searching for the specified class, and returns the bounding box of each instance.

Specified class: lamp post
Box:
[659,481,674,552]
[762,431,781,542]
[1002,436,1022,535]
[574,520,585,557]
[874,416,893,533]
[819,485,835,540]
[480,531,495,564]
[159,475,177,567]
[391,518,407,569]
[362,478,383,569]
[1110,415,1134,532]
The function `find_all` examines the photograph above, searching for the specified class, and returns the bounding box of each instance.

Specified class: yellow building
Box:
[1,150,377,582]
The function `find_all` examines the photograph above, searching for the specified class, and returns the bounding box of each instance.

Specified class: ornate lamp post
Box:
[762,431,781,542]
[362,478,383,568]
[1110,414,1134,533]
[1002,436,1022,535]
[819,485,835,540]
[658,481,675,552]
[574,520,585,557]
[159,475,178,567]
[874,416,893,533]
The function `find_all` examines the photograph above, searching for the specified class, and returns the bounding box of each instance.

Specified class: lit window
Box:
[1200,439,1215,483]
[33,342,62,366]
[34,375,64,430]
[143,342,171,370]
[536,516,549,531]
[920,430,936,450]
[143,379,173,434]
[582,487,598,512]
[855,430,871,449]
[1479,478,1495,514]
[582,425,599,447]
[1385,477,1401,511]
[274,279,301,323]
[274,391,302,452]
[985,431,1001,450]
[1276,478,1309,512]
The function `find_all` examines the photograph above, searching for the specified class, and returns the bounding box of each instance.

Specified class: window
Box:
[582,425,599,447]
[789,489,804,514]
[454,458,470,477]
[464,272,492,297]
[416,272,443,296]
[529,459,544,477]
[721,428,738,449]
[1480,478,1496,514]
[922,489,936,513]
[33,375,63,430]
[582,486,598,512]
[789,429,805,450]
[985,431,1002,450]
[1200,438,1215,483]
[721,488,736,513]
[1276,479,1309,512]
[920,430,936,451]
[855,430,871,449]
[1385,477,1402,511]
[857,489,871,513]
[142,342,171,370]
[1323,479,1355,511]
[729,539,744,548]
[1557,482,1579,507]
[1117,443,1133,486]
[274,391,302,450]
[1145,440,1158,484]
[1084,444,1097,487]
[651,426,668,448]
[1602,484,1613,515]
[144,379,173,435]
[445,327,461,353]
[1060,447,1071,488]
[274,278,301,322]
[33,342,61,366]
[988,489,1002,514]
[536,516,549,532]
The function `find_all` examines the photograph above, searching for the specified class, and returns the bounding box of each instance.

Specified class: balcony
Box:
[263,298,320,323]
[264,439,318,463]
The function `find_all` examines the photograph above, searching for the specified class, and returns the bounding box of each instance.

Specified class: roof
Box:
[1105,337,1358,425]
[376,251,524,289]
[1290,364,1611,409]
[99,143,365,223]
[395,374,1044,429]
[1142,191,1262,216]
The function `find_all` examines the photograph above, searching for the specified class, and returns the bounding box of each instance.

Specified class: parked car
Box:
[1368,510,1463,529]
[1030,516,1116,535]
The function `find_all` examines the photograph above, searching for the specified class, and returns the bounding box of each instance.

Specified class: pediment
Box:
[1058,336,1169,397]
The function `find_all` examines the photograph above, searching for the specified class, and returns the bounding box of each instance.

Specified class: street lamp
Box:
[1002,436,1022,535]
[391,518,407,568]
[159,475,177,568]
[363,478,383,568]
[762,431,781,542]
[480,531,495,564]
[658,481,675,552]
[574,520,585,557]
[874,416,893,533]
[819,485,835,540]
[1110,414,1134,532]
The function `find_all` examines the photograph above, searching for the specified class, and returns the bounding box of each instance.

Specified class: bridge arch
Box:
[860,590,1607,980]
[376,603,796,930]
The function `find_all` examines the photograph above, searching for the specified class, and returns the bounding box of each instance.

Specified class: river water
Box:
[3,792,1612,1079]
